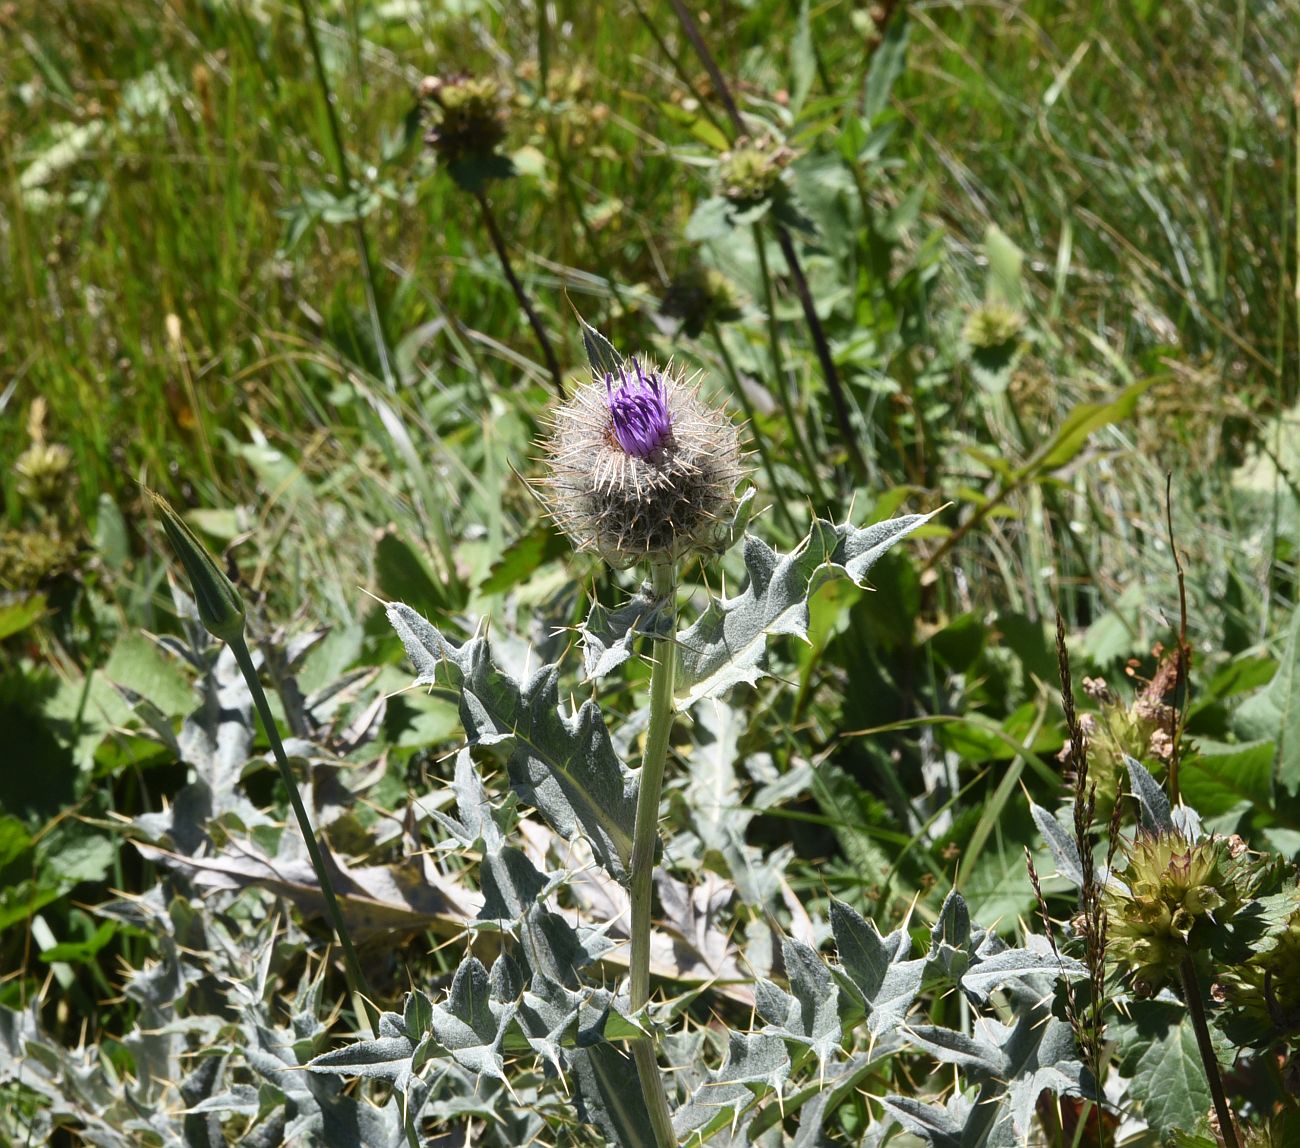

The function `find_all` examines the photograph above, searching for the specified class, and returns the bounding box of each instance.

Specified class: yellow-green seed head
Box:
[15,441,73,508]
[962,301,1025,351]
[717,135,794,208]
[1104,831,1249,995]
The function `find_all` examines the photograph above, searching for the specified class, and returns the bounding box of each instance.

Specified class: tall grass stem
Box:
[294,0,395,391]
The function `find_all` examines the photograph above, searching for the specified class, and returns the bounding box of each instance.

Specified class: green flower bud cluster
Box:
[1060,671,1176,819]
[1104,831,1251,996]
[717,135,794,208]
[420,74,509,164]
[1213,887,1300,1049]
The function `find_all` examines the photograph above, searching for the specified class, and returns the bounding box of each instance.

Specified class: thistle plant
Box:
[419,72,564,397]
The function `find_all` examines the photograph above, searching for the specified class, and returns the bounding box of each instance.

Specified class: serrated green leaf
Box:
[1128,1017,1216,1136]
[1234,605,1300,795]
[674,1032,790,1145]
[308,1035,418,1081]
[755,937,840,1068]
[581,586,671,680]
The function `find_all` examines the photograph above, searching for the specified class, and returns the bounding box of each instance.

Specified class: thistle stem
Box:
[1178,955,1239,1148]
[472,185,565,398]
[628,560,678,1148]
[229,633,378,1032]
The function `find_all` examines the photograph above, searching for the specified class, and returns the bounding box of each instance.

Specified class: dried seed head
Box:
[420,73,509,163]
[540,358,744,568]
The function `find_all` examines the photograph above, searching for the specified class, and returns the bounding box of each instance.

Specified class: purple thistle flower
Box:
[540,353,745,568]
[606,361,673,459]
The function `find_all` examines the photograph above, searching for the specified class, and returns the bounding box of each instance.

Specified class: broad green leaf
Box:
[862,11,909,125]
[375,529,449,618]
[789,0,815,117]
[387,602,637,882]
[1180,739,1275,818]
[479,522,568,596]
[1234,605,1300,795]
[1028,377,1155,476]
[0,594,46,640]
[1128,1018,1215,1136]
[673,511,938,709]
[104,632,193,718]
[984,223,1024,309]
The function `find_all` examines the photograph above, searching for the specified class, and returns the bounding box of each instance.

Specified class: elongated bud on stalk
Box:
[148,490,246,642]
[539,356,744,568]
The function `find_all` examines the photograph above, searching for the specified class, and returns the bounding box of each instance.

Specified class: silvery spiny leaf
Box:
[674,510,940,709]
[387,602,638,883]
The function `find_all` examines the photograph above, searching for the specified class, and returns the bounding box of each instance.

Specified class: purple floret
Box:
[605,360,673,458]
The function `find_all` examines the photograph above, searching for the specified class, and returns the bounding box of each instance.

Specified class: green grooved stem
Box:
[628,560,678,1147]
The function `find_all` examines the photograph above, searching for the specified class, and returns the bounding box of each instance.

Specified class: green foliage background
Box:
[4,0,1300,1143]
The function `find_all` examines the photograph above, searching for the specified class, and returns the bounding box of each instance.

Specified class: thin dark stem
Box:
[1179,956,1240,1148]
[666,0,744,132]
[473,186,565,398]
[295,0,395,390]
[665,0,864,478]
[1164,472,1189,807]
[774,226,866,476]
[708,319,798,537]
[753,225,826,504]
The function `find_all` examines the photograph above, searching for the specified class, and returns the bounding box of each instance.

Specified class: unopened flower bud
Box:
[149,490,246,642]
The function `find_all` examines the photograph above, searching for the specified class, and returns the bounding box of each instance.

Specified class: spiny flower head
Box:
[420,73,509,163]
[541,357,744,568]
[962,301,1025,350]
[1104,830,1250,996]
[718,135,795,207]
